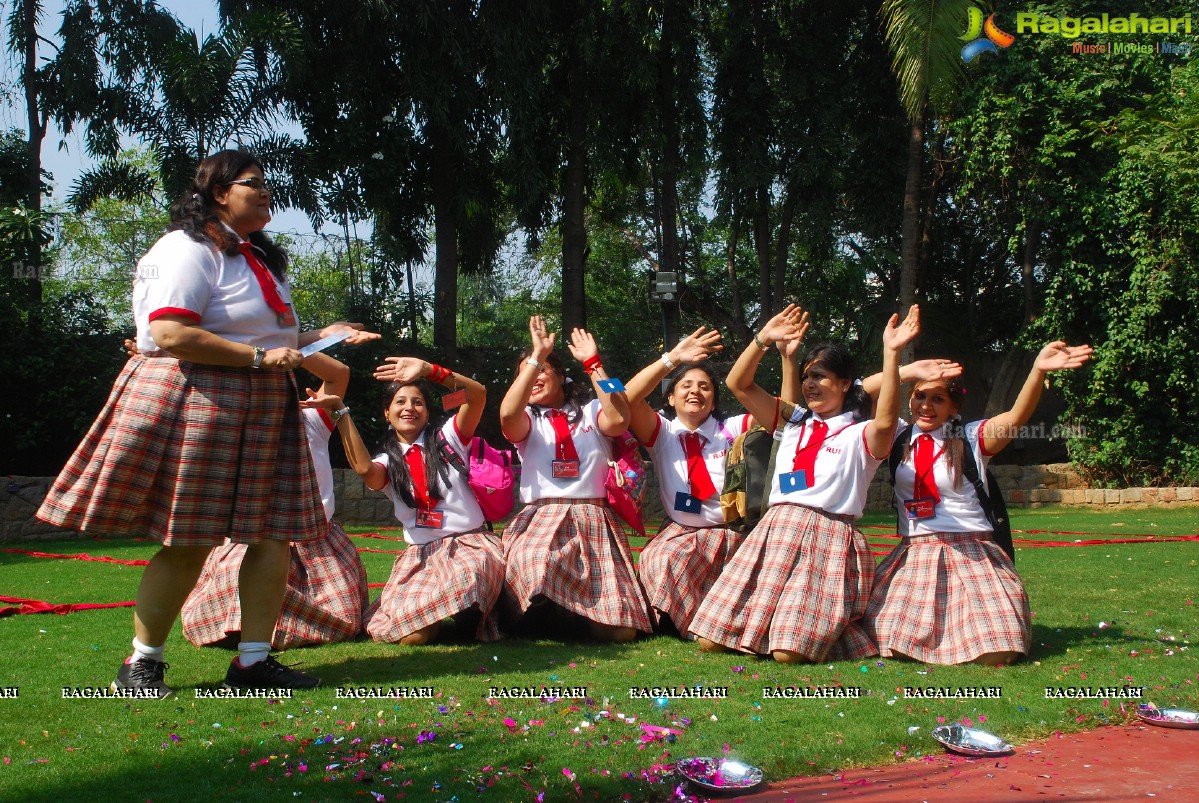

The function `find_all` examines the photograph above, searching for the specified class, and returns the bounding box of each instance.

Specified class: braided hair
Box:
[168,149,288,280]
[379,381,464,508]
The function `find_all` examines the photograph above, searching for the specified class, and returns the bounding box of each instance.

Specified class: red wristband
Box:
[583,355,602,374]
[427,364,451,384]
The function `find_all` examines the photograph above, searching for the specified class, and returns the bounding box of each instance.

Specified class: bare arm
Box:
[726,305,807,434]
[625,326,723,443]
[864,305,921,457]
[568,328,629,437]
[982,341,1093,455]
[150,317,303,370]
[499,315,556,442]
[374,357,487,441]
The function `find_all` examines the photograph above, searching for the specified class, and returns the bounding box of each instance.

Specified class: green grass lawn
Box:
[1,507,1196,802]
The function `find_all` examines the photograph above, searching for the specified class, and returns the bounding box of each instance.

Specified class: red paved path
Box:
[729,724,1194,801]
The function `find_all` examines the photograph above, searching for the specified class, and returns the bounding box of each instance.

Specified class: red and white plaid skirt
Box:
[688,503,877,660]
[365,530,506,642]
[37,356,325,546]
[502,499,652,633]
[181,520,369,649]
[639,520,745,634]
[863,531,1031,664]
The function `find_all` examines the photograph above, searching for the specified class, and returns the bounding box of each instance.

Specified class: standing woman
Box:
[689,304,919,663]
[499,315,652,642]
[180,353,370,650]
[37,150,376,696]
[864,341,1092,666]
[623,327,751,636]
[342,357,506,644]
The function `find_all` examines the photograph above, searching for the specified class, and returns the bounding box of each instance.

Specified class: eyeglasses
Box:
[226,177,272,193]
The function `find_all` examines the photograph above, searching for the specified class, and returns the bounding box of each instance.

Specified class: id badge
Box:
[597,377,626,393]
[552,459,580,479]
[904,497,937,520]
[441,388,467,409]
[674,491,702,514]
[415,508,445,528]
[277,303,297,327]
[778,470,809,494]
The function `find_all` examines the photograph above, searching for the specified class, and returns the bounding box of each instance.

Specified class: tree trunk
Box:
[754,185,772,319]
[429,122,459,358]
[22,0,44,317]
[655,0,681,347]
[561,36,588,335]
[1021,213,1041,324]
[773,179,797,309]
[899,105,926,362]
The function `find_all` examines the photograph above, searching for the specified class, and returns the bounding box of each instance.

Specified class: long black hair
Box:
[900,377,968,489]
[379,381,463,508]
[800,343,872,420]
[168,149,288,280]
[517,348,589,425]
[657,362,728,423]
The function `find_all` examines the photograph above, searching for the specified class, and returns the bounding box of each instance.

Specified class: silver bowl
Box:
[1137,704,1199,729]
[931,724,1014,757]
[675,757,765,793]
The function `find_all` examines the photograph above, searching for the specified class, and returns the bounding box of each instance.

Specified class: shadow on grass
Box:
[1027,623,1139,660]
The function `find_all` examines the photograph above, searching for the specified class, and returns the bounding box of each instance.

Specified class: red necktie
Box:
[404,444,433,509]
[792,420,828,485]
[239,242,290,314]
[682,431,717,501]
[547,410,579,461]
[913,433,941,502]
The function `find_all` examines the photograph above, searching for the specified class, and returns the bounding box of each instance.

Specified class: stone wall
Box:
[5,465,1198,541]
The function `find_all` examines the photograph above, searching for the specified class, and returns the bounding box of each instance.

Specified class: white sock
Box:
[237,641,271,668]
[130,638,164,664]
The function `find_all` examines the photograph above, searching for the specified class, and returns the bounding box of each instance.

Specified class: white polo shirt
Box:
[892,418,994,535]
[302,407,336,523]
[373,419,485,545]
[767,408,884,517]
[133,229,299,352]
[511,400,612,502]
[644,413,750,528]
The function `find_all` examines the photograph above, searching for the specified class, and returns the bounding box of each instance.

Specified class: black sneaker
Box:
[111,658,174,699]
[223,655,321,690]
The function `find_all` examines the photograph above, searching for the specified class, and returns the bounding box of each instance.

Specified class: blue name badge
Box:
[597,377,626,393]
[674,491,702,514]
[778,470,809,494]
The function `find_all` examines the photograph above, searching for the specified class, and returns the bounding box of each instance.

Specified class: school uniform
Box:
[637,413,750,633]
[863,419,1032,663]
[181,407,370,649]
[501,400,653,633]
[365,418,505,642]
[689,405,884,660]
[37,229,325,547]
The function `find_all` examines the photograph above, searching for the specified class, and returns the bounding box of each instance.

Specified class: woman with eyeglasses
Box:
[38,149,377,697]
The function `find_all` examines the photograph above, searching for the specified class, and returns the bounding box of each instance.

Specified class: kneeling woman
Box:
[346,358,506,644]
[863,340,1092,666]
[499,315,652,642]
[689,304,918,663]
[624,327,751,636]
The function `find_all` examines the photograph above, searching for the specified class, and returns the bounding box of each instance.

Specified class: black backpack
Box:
[888,424,1015,563]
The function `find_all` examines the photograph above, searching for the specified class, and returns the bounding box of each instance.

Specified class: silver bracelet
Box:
[661,352,674,370]
[334,406,350,418]
[525,357,541,369]
[753,333,770,352]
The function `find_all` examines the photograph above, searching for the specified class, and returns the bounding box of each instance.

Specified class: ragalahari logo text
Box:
[961,7,1015,62]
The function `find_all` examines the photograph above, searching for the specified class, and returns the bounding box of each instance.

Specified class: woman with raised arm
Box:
[338,357,505,644]
[499,315,651,642]
[689,304,920,663]
[864,341,1092,666]
[623,327,752,636]
[37,150,377,696]
[181,353,369,650]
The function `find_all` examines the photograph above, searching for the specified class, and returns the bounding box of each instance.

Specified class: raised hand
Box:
[299,387,345,410]
[760,304,809,344]
[373,356,427,383]
[1034,341,1094,372]
[882,304,920,352]
[528,315,556,359]
[671,326,724,364]
[567,327,600,364]
[905,358,963,383]
[321,321,381,345]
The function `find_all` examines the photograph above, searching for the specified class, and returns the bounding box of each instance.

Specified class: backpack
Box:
[606,431,648,537]
[438,431,516,524]
[888,424,1014,563]
[720,400,801,533]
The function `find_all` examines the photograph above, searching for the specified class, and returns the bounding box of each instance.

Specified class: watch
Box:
[250,346,266,369]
